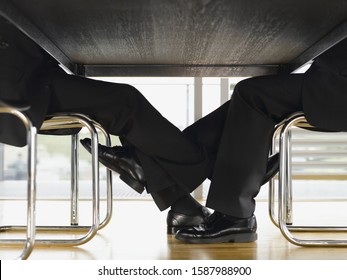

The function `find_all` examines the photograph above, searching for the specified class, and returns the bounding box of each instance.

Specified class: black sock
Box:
[171,194,202,215]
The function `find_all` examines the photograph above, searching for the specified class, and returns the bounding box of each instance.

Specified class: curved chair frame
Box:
[0,106,37,259]
[269,112,347,246]
[0,113,105,247]
[40,113,113,231]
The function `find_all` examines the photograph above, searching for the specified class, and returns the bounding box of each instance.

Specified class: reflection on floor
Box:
[1,199,347,260]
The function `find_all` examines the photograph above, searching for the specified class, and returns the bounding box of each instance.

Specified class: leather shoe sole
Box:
[175,231,257,244]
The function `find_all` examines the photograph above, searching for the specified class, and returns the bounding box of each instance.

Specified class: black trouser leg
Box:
[150,74,305,212]
[150,102,231,210]
[47,72,211,196]
[205,74,305,218]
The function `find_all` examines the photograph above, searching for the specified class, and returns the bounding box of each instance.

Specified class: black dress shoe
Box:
[261,152,279,185]
[80,138,146,194]
[167,206,211,234]
[175,212,257,244]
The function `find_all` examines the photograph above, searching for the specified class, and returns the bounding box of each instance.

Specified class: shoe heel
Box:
[119,173,145,194]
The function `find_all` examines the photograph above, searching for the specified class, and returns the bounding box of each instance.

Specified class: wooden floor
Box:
[1,199,347,260]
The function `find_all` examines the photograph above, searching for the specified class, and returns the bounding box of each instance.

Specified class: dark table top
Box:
[1,0,347,76]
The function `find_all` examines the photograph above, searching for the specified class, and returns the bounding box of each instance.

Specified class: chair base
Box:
[269,112,347,247]
[1,113,113,249]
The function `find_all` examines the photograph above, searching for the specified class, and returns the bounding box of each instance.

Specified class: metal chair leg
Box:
[71,133,79,226]
[0,114,100,246]
[63,112,113,229]
[277,113,347,246]
[35,114,100,245]
[0,107,37,259]
[56,113,113,230]
[90,120,113,229]
[268,124,282,227]
[269,112,305,228]
[67,117,112,230]
[54,115,112,230]
[286,130,293,225]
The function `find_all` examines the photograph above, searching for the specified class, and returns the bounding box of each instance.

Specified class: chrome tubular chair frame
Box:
[0,113,102,246]
[53,114,113,229]
[36,113,101,245]
[268,113,303,227]
[88,118,113,229]
[44,113,113,230]
[0,106,37,259]
[270,112,347,247]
